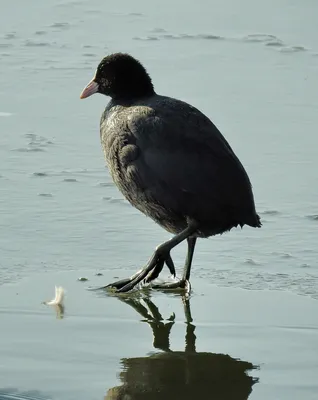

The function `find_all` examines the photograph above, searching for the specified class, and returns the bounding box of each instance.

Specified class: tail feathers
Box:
[251,213,262,228]
[243,213,262,229]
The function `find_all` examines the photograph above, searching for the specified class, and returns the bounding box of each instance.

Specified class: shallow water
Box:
[1,271,318,400]
[1,0,318,398]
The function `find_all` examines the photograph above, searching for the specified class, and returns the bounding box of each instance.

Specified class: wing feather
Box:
[124,99,255,222]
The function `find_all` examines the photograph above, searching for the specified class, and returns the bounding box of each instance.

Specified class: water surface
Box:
[1,0,318,398]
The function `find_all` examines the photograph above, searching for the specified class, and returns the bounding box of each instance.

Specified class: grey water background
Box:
[1,0,318,399]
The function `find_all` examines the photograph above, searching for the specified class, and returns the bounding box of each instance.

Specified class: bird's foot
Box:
[103,252,175,293]
[151,279,191,295]
[102,269,146,292]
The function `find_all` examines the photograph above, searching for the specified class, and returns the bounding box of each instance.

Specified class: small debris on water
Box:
[43,286,65,306]
[78,277,88,282]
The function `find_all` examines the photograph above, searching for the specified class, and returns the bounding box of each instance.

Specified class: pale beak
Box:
[80,79,99,99]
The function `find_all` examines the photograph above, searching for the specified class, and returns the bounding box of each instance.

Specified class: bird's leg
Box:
[117,294,175,352]
[183,295,196,353]
[183,237,197,281]
[144,252,176,282]
[104,224,197,293]
[165,254,176,276]
[100,270,142,292]
[152,237,197,292]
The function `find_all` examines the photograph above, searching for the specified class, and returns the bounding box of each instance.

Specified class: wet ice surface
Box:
[1,0,318,398]
[1,272,318,400]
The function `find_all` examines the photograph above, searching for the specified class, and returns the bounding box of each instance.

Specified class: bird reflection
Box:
[105,295,259,400]
[54,304,65,319]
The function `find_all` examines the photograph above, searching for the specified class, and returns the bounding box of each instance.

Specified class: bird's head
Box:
[80,52,154,101]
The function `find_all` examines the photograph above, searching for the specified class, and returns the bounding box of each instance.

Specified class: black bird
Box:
[80,53,261,293]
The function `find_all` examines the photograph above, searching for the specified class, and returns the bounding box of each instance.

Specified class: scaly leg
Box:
[152,237,197,292]
[104,224,197,293]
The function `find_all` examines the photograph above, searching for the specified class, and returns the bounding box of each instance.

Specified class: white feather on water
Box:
[43,286,65,306]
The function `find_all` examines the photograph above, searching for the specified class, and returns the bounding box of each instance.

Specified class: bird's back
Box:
[100,95,260,236]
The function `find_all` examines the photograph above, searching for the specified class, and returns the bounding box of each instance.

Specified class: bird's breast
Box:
[100,122,142,198]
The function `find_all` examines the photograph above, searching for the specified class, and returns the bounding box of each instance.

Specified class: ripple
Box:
[205,269,318,300]
[134,33,223,41]
[151,28,167,33]
[271,252,294,259]
[102,196,129,206]
[128,12,143,16]
[191,33,222,40]
[300,248,316,254]
[243,36,308,53]
[34,31,47,36]
[265,40,284,47]
[4,32,17,40]
[260,210,280,216]
[96,182,113,187]
[32,172,48,177]
[28,65,91,71]
[56,0,82,7]
[281,45,307,53]
[12,133,53,153]
[63,178,78,182]
[50,22,70,30]
[0,112,12,117]
[243,34,281,44]
[307,214,318,221]
[134,30,311,57]
[243,258,261,266]
[0,43,13,48]
[24,40,52,47]
[38,193,53,198]
[26,133,53,148]
[85,10,99,14]
[12,147,45,153]
[62,168,101,175]
[134,35,159,41]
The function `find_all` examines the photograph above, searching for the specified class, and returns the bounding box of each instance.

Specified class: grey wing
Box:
[127,106,256,223]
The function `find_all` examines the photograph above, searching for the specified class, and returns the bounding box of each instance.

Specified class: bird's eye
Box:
[100,78,107,87]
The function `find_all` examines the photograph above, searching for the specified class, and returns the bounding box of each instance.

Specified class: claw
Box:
[151,279,191,294]
[102,246,183,293]
[165,253,176,277]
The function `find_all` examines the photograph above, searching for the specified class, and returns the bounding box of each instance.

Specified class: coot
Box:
[80,53,261,293]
